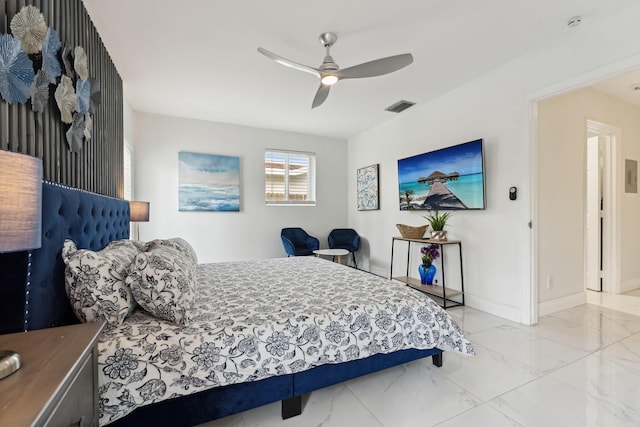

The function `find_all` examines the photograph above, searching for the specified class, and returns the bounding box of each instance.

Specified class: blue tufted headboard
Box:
[0,182,130,334]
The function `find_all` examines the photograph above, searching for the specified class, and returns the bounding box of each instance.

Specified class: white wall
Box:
[349,77,529,322]
[347,4,640,323]
[133,112,348,263]
[537,88,640,303]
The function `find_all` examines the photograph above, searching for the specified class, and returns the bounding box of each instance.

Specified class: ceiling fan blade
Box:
[336,53,413,79]
[257,47,321,78]
[312,84,330,109]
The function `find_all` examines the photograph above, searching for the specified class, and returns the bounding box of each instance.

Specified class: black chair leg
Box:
[352,252,357,269]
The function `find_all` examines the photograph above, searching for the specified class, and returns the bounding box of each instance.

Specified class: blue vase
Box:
[418,263,437,285]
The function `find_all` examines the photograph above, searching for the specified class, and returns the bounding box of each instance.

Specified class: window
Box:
[123,141,134,238]
[123,140,133,201]
[265,149,316,205]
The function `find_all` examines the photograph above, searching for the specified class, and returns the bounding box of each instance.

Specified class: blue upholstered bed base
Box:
[0,182,443,426]
[108,347,442,427]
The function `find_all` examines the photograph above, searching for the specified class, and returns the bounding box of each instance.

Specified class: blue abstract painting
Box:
[179,152,240,212]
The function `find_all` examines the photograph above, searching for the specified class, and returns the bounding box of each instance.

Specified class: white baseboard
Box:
[375,269,522,324]
[464,294,521,323]
[370,265,388,278]
[538,292,586,317]
[620,277,640,294]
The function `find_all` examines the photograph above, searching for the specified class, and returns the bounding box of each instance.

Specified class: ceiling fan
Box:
[258,32,413,108]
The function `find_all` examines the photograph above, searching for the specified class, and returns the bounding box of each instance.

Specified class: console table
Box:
[390,236,465,309]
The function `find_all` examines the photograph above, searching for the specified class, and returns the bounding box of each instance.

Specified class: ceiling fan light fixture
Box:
[258,31,414,108]
[321,75,338,85]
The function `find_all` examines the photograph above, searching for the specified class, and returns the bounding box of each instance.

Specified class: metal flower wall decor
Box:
[0,5,102,153]
[9,5,47,54]
[42,28,62,83]
[54,75,77,123]
[30,70,49,112]
[0,33,35,104]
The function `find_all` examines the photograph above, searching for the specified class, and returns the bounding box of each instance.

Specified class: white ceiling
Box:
[81,0,638,140]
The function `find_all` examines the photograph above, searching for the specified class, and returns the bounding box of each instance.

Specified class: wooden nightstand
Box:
[0,322,105,426]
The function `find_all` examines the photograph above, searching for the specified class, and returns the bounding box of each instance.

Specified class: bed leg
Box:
[282,395,302,419]
[432,352,443,367]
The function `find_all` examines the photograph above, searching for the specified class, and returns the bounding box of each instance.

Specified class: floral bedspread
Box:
[98,257,474,425]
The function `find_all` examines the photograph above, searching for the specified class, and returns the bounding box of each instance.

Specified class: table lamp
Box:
[129,201,149,240]
[0,150,43,380]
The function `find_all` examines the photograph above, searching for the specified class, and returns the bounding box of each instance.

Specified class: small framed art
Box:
[357,164,379,211]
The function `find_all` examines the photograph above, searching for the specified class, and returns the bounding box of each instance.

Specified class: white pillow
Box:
[126,245,196,325]
[62,239,139,326]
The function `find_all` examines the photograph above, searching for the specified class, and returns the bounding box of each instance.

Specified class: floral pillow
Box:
[144,237,198,264]
[126,245,196,325]
[126,239,147,252]
[62,239,140,326]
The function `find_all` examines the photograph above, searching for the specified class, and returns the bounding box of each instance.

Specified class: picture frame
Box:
[357,164,380,211]
[398,139,486,210]
[178,151,240,212]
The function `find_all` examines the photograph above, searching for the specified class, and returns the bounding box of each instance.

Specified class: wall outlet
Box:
[546,275,552,290]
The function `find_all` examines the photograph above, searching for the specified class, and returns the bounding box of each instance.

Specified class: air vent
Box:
[385,100,415,113]
[567,16,582,28]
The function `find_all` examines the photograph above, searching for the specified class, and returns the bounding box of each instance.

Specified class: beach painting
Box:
[357,164,380,211]
[179,151,240,212]
[398,139,485,210]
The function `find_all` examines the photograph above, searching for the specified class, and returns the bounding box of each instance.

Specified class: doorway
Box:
[585,134,603,292]
[585,120,620,295]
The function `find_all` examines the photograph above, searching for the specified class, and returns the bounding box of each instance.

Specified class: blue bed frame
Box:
[0,182,443,426]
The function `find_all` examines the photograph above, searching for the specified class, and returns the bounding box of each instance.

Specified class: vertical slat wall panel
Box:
[0,2,7,152]
[0,0,123,198]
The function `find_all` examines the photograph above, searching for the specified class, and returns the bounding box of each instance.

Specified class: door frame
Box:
[527,95,624,325]
[586,119,621,295]
[526,54,640,325]
[584,134,602,292]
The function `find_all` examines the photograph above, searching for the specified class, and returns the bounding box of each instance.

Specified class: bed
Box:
[0,182,474,426]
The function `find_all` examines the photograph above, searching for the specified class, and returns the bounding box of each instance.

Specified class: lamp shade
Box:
[129,201,150,222]
[0,150,43,252]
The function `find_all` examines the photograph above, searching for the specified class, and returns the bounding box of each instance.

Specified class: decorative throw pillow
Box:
[126,245,196,325]
[126,239,147,252]
[62,239,140,326]
[144,237,198,264]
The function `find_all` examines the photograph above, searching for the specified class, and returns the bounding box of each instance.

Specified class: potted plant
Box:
[423,210,450,241]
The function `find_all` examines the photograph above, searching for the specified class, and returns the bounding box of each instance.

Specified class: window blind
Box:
[265,150,316,205]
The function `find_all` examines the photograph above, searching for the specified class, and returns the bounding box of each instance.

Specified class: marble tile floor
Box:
[199,290,640,427]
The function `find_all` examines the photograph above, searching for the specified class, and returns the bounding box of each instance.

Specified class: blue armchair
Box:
[281,227,320,257]
[328,228,361,268]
